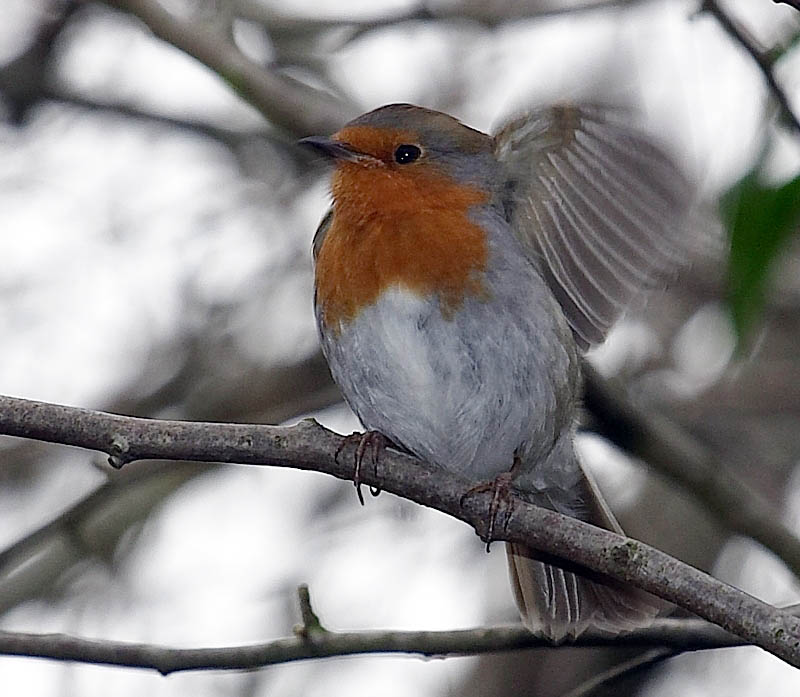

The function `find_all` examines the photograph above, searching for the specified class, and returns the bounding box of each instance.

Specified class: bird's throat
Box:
[315,167,490,330]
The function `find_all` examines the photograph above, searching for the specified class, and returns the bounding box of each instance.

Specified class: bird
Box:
[300,102,692,641]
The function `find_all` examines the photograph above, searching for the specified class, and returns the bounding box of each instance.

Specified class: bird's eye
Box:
[394,144,421,164]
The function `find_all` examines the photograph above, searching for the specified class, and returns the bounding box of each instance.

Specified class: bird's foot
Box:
[335,430,392,505]
[460,471,518,552]
[460,453,524,552]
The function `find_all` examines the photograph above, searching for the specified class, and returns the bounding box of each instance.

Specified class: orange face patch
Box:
[314,135,490,329]
[334,125,419,164]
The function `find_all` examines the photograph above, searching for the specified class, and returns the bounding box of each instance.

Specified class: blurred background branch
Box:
[96,0,357,135]
[701,0,800,135]
[582,364,800,579]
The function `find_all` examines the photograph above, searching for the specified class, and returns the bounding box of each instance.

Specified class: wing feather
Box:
[495,104,693,349]
[545,155,643,296]
[548,154,653,285]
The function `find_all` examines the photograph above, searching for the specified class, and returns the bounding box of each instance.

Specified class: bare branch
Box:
[2,395,800,666]
[0,617,757,675]
[94,0,357,136]
[294,584,328,639]
[701,0,800,136]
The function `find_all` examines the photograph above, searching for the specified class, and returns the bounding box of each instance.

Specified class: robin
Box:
[300,103,691,641]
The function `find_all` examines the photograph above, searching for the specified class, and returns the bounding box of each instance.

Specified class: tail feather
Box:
[507,465,662,642]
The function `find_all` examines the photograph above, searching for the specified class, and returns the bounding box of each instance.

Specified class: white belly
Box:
[319,283,577,482]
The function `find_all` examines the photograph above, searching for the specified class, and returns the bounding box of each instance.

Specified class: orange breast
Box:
[315,162,490,330]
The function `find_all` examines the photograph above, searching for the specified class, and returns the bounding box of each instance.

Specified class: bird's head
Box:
[300,104,500,214]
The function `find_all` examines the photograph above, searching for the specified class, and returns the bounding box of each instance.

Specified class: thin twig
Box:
[701,0,800,135]
[0,618,751,675]
[294,584,328,639]
[1,395,800,666]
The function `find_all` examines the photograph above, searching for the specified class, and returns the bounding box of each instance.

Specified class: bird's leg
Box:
[460,452,524,552]
[335,430,395,505]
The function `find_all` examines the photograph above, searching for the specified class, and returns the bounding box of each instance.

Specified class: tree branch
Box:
[701,0,800,136]
[2,395,800,666]
[0,616,752,676]
[93,0,357,136]
[582,364,800,581]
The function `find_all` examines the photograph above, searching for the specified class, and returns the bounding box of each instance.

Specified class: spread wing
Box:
[494,105,693,349]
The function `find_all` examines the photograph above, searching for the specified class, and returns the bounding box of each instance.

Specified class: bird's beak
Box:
[298,136,380,164]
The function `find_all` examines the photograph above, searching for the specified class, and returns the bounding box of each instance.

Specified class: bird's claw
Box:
[460,471,517,552]
[335,430,388,505]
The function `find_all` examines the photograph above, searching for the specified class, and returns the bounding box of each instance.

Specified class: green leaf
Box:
[721,170,800,345]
